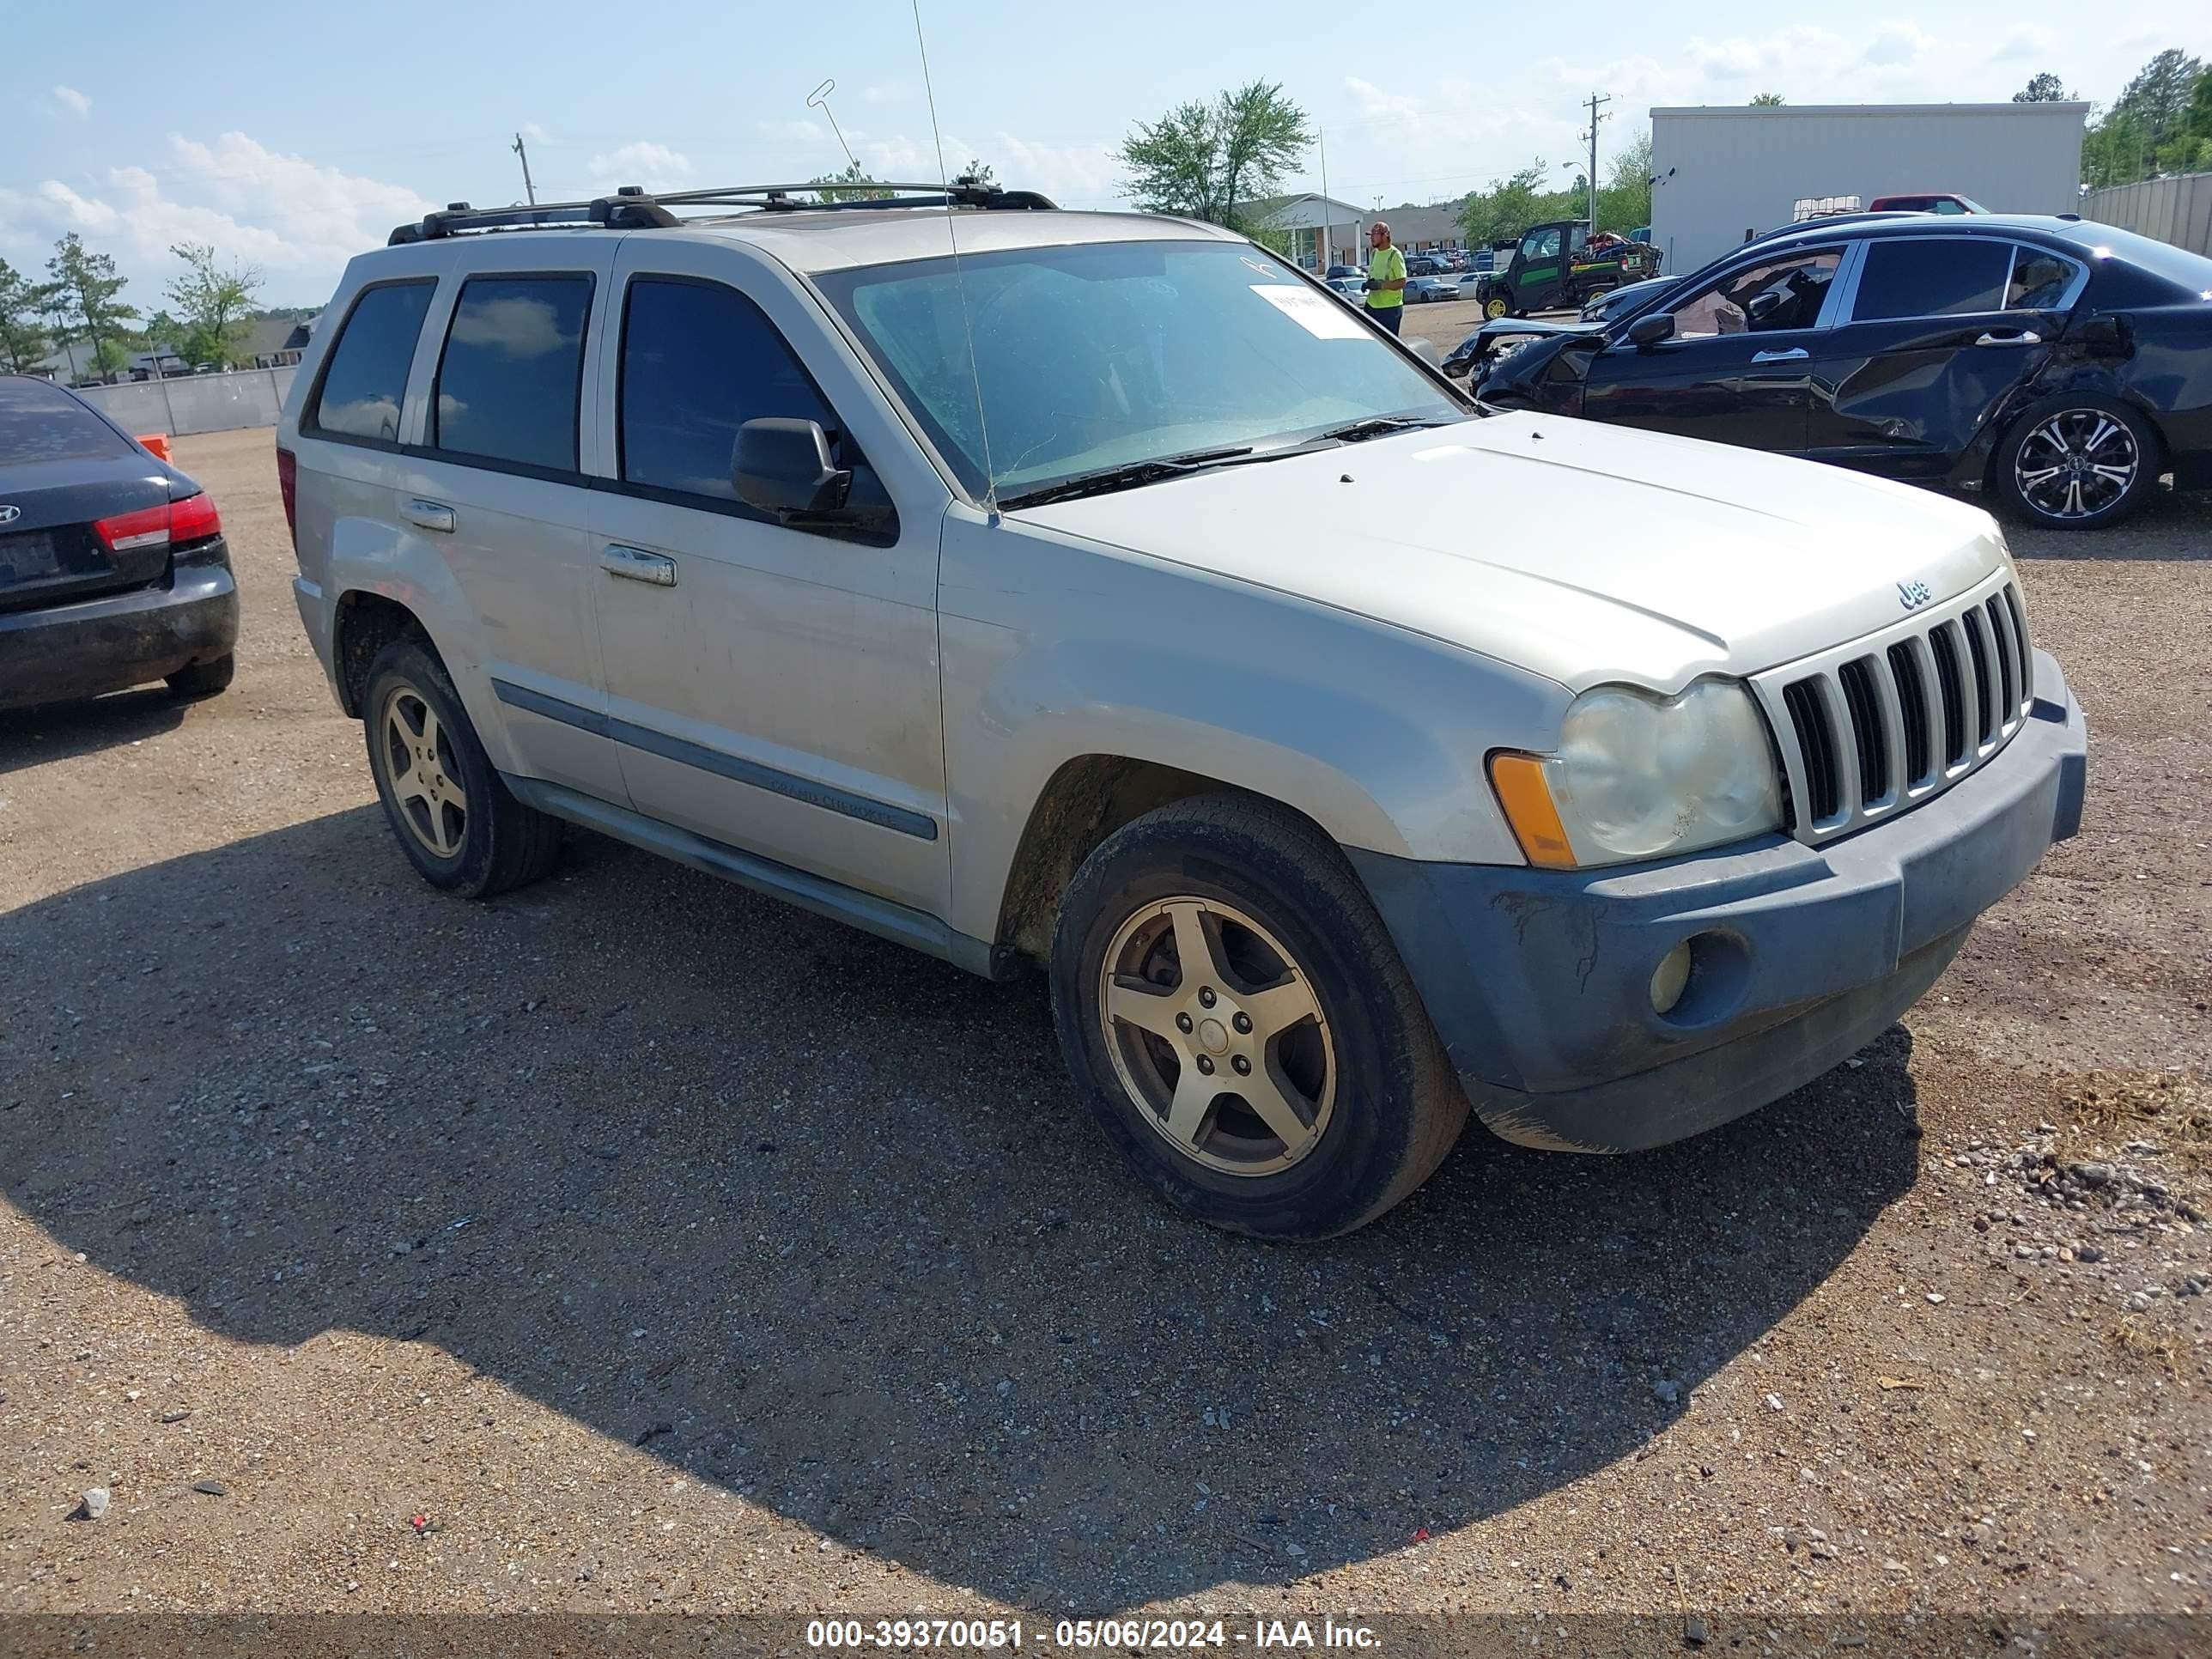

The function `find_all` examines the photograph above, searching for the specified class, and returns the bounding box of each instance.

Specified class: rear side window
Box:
[619,277,837,502]
[307,281,434,442]
[0,378,132,463]
[431,275,592,472]
[1851,240,2013,321]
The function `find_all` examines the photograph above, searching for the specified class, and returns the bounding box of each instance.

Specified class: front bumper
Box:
[0,549,239,714]
[1352,649,2087,1153]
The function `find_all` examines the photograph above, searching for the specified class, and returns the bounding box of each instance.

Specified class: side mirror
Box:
[1626,313,1674,348]
[733,418,851,519]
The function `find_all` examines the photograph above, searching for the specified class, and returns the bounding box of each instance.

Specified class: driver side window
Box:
[1669,250,1842,338]
[1522,228,1562,260]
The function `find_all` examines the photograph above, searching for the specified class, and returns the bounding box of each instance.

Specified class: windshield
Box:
[815,238,1463,501]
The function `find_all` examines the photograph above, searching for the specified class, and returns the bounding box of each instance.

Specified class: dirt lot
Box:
[3,426,2209,1632]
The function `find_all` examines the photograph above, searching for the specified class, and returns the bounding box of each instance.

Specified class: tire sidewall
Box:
[1051,817,1421,1238]
[1993,392,2157,530]
[362,641,504,895]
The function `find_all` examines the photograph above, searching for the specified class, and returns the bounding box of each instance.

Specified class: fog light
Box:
[1650,941,1693,1015]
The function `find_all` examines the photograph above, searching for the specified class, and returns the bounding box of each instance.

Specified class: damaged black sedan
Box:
[1445,216,2212,530]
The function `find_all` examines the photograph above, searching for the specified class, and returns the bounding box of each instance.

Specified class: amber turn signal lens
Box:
[1488,753,1577,870]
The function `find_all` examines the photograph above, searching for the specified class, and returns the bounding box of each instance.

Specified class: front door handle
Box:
[403,498,456,533]
[601,544,678,587]
[1974,330,2043,347]
[1750,346,1809,362]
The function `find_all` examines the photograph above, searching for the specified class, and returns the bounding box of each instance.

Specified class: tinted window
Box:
[1851,240,2013,320]
[2007,247,2083,309]
[0,378,132,463]
[620,278,836,501]
[309,282,434,442]
[431,275,591,471]
[1672,250,1840,337]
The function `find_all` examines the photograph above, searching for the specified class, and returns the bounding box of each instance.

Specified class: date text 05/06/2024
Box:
[805,1616,1384,1650]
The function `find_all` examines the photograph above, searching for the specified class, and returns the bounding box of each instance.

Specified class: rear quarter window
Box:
[307,281,436,443]
[0,378,134,463]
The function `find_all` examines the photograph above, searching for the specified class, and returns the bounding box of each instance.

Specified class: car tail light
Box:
[92,492,223,554]
[276,447,298,551]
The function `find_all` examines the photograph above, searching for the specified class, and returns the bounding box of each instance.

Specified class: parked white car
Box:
[279,182,2087,1237]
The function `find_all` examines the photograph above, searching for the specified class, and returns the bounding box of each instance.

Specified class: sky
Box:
[5,1,2208,309]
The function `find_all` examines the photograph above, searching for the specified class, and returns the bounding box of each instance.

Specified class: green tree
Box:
[2114,49,2203,149]
[955,157,996,187]
[1595,130,1655,231]
[1748,93,1786,107]
[165,240,263,367]
[2013,73,2072,103]
[1120,80,1313,233]
[0,258,58,374]
[1455,163,1577,246]
[810,162,895,203]
[46,233,138,375]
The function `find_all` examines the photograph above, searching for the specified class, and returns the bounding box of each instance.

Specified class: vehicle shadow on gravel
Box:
[1,806,1922,1608]
[0,689,187,775]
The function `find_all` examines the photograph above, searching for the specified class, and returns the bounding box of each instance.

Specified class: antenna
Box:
[908,0,998,512]
[807,80,859,171]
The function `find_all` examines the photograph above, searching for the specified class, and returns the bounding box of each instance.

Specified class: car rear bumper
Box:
[0,547,240,713]
[1352,650,2087,1154]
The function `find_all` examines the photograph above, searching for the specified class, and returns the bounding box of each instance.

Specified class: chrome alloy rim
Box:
[2014,409,2139,520]
[1097,897,1335,1177]
[378,684,468,859]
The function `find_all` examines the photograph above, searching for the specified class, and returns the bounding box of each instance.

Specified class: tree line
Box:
[2013,50,2212,188]
[0,234,265,380]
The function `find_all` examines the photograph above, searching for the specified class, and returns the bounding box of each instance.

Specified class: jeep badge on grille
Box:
[1897,579,1933,610]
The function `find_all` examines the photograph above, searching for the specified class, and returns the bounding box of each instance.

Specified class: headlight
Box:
[1489,678,1783,868]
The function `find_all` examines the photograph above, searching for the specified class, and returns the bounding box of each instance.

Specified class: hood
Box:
[1014,413,2009,694]
[1443,316,1601,367]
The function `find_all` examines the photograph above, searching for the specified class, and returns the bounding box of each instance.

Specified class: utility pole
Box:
[1316,129,1331,270]
[1580,92,1610,228]
[512,131,538,206]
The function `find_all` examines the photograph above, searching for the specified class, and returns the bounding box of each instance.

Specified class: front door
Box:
[584,240,951,918]
[1511,224,1566,311]
[1804,236,2077,477]
[1578,246,1845,452]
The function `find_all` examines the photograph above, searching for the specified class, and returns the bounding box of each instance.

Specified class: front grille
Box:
[1754,574,2036,842]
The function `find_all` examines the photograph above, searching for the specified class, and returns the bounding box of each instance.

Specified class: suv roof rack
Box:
[388,180,1059,245]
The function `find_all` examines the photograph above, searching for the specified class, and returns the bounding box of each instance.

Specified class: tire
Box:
[362,637,563,897]
[1990,393,2160,531]
[1049,795,1468,1240]
[1483,295,1510,320]
[165,651,234,700]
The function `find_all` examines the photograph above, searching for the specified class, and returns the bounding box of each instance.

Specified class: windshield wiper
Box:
[1318,415,1454,443]
[995,446,1254,509]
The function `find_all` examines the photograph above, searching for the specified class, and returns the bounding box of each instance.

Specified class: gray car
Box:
[281,180,2086,1238]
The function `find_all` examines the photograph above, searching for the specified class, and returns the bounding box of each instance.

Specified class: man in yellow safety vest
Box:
[1364,220,1407,335]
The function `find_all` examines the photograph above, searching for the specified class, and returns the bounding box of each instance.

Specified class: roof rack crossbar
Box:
[387,180,1056,245]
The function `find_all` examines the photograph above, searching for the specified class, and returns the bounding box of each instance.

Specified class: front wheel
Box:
[1990,394,2159,530]
[1049,796,1468,1240]
[1483,295,1510,320]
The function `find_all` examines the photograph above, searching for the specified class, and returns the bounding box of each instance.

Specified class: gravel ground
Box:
[2,427,2208,1627]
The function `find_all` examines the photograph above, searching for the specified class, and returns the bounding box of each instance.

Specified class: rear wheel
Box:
[1050,796,1468,1240]
[362,638,563,896]
[165,652,234,700]
[1990,394,2159,530]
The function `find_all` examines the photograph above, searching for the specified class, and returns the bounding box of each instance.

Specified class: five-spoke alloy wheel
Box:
[1053,795,1468,1239]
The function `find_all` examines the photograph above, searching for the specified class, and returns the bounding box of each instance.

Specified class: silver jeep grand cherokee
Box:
[281,181,2087,1239]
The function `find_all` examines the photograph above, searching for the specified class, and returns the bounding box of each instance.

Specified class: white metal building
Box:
[1650,102,2089,277]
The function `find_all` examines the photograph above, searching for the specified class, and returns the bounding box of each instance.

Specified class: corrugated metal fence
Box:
[76,366,297,438]
[2083,172,2212,257]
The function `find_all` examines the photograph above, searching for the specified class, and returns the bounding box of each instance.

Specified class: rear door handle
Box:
[1750,346,1808,362]
[403,498,456,533]
[1974,330,2042,347]
[601,544,678,586]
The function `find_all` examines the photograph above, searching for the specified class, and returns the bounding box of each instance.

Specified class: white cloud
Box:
[861,83,903,106]
[1863,21,1938,68]
[520,121,552,144]
[0,131,430,301]
[1684,27,1848,83]
[756,118,824,143]
[52,84,90,118]
[1988,25,2057,64]
[586,141,692,191]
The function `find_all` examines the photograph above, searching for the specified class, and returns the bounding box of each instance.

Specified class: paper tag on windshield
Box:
[1250,283,1370,339]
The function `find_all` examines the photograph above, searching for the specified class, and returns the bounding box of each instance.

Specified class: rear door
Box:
[1577,245,1845,451]
[0,380,173,616]
[1803,235,2079,477]
[397,242,629,804]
